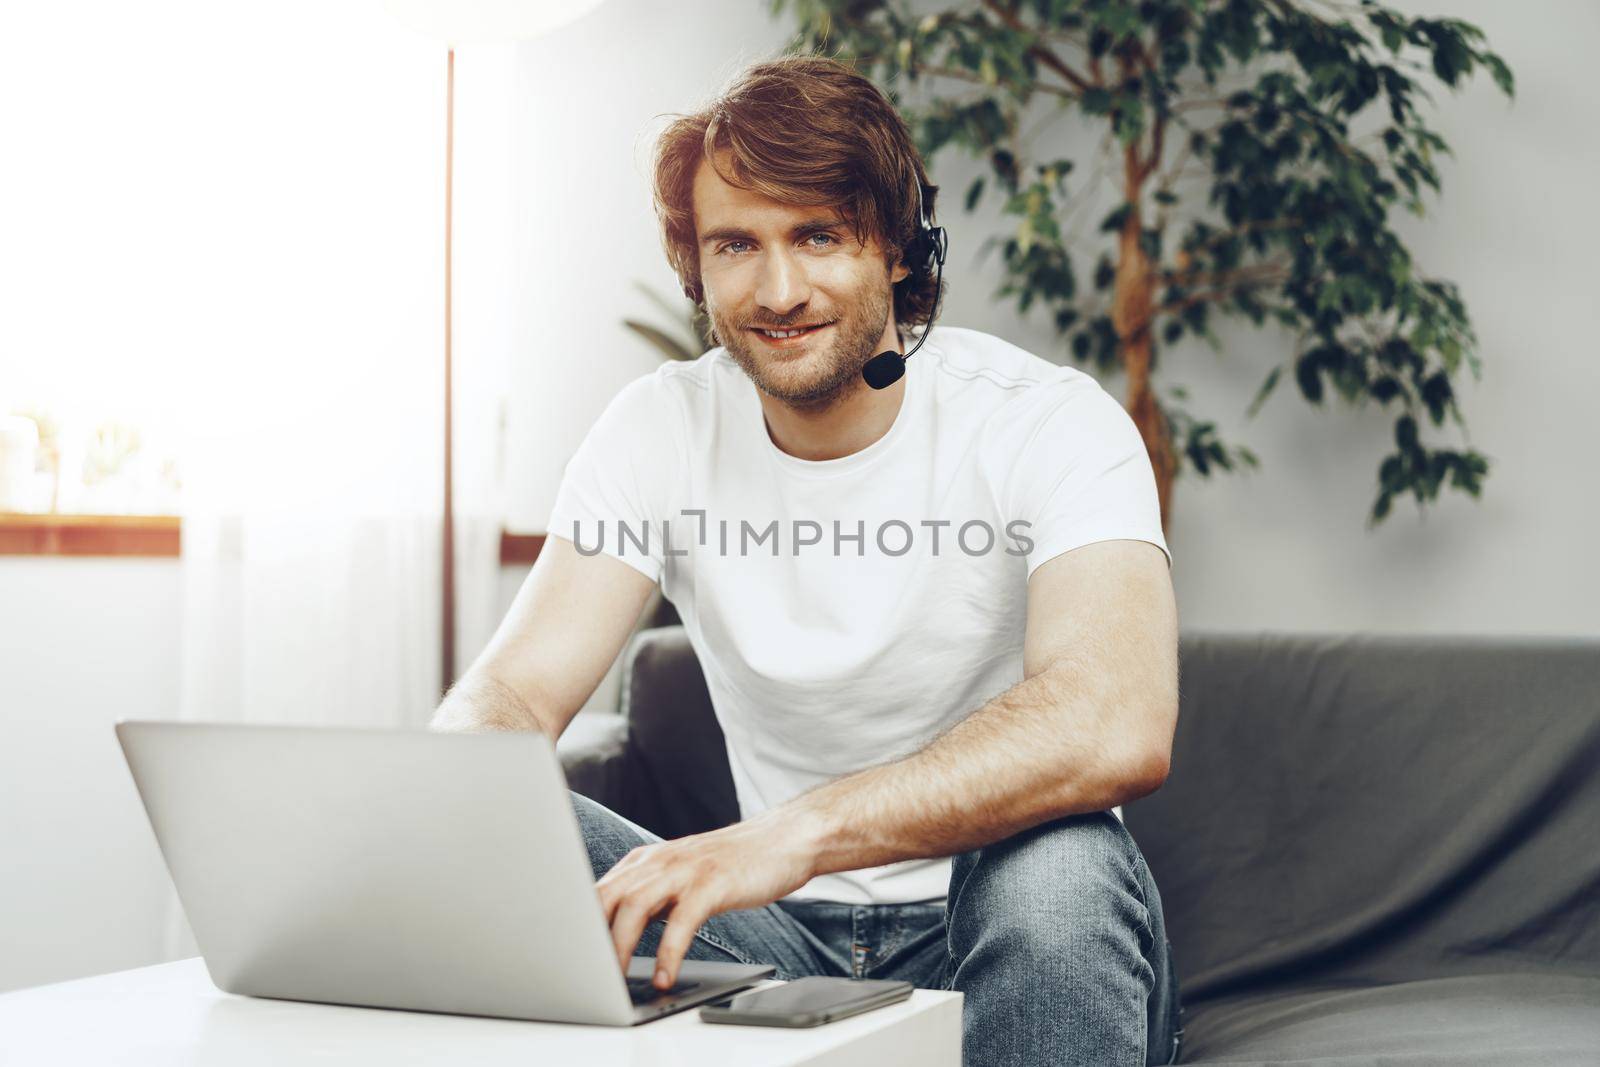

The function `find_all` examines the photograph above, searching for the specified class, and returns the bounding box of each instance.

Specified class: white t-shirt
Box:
[548,325,1171,904]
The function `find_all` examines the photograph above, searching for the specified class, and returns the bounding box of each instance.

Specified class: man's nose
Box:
[753,248,812,318]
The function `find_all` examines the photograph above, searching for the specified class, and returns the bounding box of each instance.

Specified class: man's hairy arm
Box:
[431,672,543,734]
[430,535,656,737]
[790,540,1178,871]
[601,537,1180,987]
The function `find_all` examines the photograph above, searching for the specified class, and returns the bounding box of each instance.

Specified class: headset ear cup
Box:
[901,233,925,274]
[903,229,936,274]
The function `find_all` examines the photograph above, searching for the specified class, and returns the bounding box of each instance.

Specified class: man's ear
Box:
[889,255,910,285]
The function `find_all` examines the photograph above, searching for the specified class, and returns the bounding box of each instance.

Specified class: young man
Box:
[433,55,1184,1067]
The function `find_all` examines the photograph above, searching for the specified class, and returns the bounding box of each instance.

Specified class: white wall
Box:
[2,0,1595,997]
[504,1,792,529]
[0,560,183,992]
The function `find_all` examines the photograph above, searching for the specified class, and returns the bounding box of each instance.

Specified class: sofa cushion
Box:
[1122,633,1600,1010]
[1176,971,1600,1065]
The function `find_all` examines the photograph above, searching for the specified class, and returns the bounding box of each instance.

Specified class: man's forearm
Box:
[429,671,545,734]
[777,660,1168,880]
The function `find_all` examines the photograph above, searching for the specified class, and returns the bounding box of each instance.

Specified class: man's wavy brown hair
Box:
[651,54,941,329]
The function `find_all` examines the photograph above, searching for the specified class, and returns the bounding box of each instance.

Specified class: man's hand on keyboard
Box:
[595,808,824,990]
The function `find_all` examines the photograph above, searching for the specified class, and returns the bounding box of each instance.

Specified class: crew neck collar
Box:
[754,331,934,479]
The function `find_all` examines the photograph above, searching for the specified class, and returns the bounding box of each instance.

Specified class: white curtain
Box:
[168,7,516,960]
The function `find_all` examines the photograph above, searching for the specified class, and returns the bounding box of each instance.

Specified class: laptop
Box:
[115,720,774,1025]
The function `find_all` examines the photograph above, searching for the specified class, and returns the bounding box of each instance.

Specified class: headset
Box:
[860,177,948,390]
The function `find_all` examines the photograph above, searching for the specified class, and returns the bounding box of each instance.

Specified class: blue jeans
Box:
[571,792,1185,1066]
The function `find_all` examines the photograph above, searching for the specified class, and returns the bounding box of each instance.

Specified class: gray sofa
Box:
[560,626,1600,1064]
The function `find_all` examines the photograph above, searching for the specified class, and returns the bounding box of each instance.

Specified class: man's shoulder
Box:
[634,346,743,408]
[924,326,1106,417]
[594,348,738,429]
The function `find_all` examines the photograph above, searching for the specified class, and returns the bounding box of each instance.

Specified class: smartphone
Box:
[699,976,914,1028]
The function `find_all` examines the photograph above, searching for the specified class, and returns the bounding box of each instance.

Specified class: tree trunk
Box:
[1111,144,1177,536]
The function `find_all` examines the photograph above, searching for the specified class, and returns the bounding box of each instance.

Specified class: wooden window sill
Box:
[0,513,546,566]
[0,512,181,557]
[498,532,545,566]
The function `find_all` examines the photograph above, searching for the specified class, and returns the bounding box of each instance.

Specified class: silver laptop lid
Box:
[116,721,638,1025]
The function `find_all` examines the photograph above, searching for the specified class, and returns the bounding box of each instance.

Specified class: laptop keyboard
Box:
[626,976,701,1004]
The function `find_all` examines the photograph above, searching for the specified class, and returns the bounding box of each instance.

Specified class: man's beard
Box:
[711,283,893,412]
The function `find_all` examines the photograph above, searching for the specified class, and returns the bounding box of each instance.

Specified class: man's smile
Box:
[749,321,835,347]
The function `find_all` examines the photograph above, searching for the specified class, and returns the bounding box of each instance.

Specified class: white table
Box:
[0,958,963,1066]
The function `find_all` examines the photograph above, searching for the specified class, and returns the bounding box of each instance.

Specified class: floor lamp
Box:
[382,0,606,695]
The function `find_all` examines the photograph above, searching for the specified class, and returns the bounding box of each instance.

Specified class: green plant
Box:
[623,280,717,361]
[774,0,1511,527]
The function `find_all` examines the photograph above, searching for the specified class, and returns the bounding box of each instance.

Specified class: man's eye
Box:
[807,233,838,247]
[720,240,751,255]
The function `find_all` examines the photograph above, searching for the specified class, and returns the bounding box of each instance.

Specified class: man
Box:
[432,55,1184,1067]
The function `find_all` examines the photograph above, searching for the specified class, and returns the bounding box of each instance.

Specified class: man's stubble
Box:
[710,279,894,413]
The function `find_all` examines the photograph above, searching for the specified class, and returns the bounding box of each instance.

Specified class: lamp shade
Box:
[382,0,606,44]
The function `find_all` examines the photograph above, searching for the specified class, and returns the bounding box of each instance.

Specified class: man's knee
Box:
[568,790,657,880]
[947,811,1151,968]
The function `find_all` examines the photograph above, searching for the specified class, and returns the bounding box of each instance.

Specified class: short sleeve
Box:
[545,373,681,584]
[1002,380,1172,578]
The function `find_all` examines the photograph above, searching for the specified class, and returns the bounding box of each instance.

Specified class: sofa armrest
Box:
[556,712,630,813]
[619,626,739,839]
[553,627,738,840]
